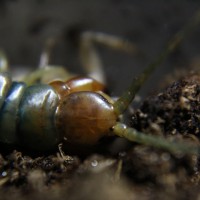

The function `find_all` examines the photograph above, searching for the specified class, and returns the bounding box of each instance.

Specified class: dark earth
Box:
[1,1,200,200]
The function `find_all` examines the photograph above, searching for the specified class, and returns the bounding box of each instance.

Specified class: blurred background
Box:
[0,0,200,99]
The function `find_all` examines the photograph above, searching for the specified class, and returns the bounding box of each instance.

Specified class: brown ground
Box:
[0,72,200,200]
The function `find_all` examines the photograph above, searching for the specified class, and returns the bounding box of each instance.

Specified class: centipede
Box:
[0,12,200,154]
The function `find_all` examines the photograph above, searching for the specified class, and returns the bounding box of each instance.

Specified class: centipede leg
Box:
[0,49,9,73]
[79,31,142,84]
[22,38,73,85]
[22,66,73,86]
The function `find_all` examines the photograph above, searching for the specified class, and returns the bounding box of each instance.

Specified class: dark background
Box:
[0,0,200,98]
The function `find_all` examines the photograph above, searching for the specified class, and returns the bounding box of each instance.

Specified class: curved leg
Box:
[22,38,73,85]
[22,66,73,86]
[21,32,142,85]
[38,37,57,69]
[0,49,9,73]
[79,31,142,84]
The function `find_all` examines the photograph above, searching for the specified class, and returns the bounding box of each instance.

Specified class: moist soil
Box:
[0,72,200,200]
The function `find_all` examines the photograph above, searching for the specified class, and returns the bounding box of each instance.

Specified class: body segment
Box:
[56,91,117,145]
[0,73,61,150]
[0,74,115,151]
[0,81,25,145]
[18,84,59,150]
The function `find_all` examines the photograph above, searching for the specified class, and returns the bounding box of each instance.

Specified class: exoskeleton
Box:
[0,14,200,154]
[0,73,117,151]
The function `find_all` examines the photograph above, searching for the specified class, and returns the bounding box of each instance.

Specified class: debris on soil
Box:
[1,72,200,200]
[132,72,200,141]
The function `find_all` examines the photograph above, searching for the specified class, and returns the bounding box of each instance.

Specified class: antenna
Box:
[113,10,200,116]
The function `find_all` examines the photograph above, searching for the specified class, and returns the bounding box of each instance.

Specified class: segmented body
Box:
[1,13,200,154]
[0,73,59,150]
[0,73,117,151]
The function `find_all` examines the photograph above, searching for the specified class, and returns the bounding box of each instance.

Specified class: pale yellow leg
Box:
[22,38,73,85]
[0,49,9,73]
[22,66,73,86]
[21,32,141,85]
[79,31,141,84]
[38,37,57,69]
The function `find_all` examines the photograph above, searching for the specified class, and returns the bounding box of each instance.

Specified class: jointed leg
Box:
[22,66,73,86]
[0,49,9,73]
[79,31,141,84]
[21,32,141,85]
[22,38,73,85]
[38,37,57,69]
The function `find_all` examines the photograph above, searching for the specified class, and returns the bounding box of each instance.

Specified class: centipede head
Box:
[55,91,117,145]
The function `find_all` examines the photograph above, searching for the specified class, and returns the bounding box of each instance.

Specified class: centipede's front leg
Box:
[0,49,9,73]
[22,31,141,86]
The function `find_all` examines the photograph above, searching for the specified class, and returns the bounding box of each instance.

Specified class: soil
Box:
[0,72,200,200]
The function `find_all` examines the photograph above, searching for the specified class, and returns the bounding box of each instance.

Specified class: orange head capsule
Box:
[55,91,118,145]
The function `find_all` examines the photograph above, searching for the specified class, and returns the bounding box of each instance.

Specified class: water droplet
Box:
[119,151,126,157]
[161,153,170,161]
[2,171,7,177]
[91,160,98,167]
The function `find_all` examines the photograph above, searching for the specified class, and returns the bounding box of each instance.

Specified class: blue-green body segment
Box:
[0,73,12,109]
[0,73,60,151]
[0,82,25,144]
